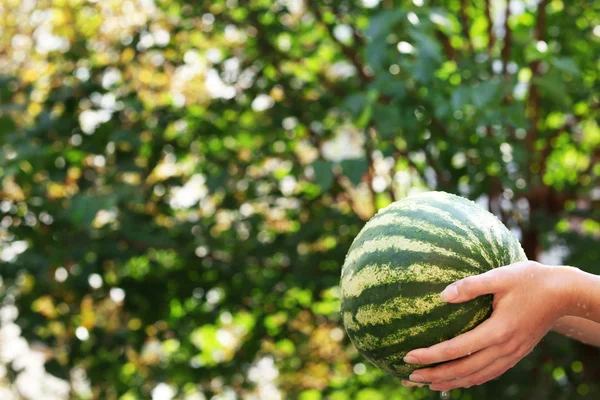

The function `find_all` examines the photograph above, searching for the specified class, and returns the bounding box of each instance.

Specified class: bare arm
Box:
[552,266,600,347]
[553,316,600,347]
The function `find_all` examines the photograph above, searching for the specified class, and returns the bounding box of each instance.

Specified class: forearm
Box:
[553,266,600,347]
[553,316,600,347]
[558,266,600,322]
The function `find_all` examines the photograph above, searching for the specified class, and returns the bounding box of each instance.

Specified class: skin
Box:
[399,261,600,391]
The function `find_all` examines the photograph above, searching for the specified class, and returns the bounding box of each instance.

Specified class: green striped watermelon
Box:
[340,191,527,379]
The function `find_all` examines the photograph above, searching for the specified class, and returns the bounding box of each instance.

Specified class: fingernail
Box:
[440,284,459,302]
[409,373,425,382]
[403,355,418,364]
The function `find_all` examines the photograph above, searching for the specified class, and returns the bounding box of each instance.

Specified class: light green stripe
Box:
[354,292,445,327]
[352,306,473,350]
[344,235,482,273]
[369,201,495,267]
[517,244,526,260]
[508,233,518,261]
[457,303,492,334]
[422,195,504,265]
[378,362,416,378]
[343,311,360,331]
[509,233,527,262]
[354,213,482,250]
[352,213,473,247]
[341,262,470,299]
[381,304,492,363]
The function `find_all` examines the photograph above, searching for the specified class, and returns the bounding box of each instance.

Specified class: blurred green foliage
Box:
[0,0,599,399]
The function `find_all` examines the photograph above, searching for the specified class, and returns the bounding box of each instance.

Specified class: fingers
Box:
[408,345,503,383]
[404,317,507,365]
[440,269,505,303]
[402,380,426,388]
[429,355,515,391]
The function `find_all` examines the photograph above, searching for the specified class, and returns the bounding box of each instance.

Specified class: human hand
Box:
[401,261,570,391]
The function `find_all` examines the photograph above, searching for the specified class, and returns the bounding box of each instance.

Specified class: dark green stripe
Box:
[353,295,492,359]
[511,234,527,262]
[367,203,496,267]
[497,229,514,266]
[416,198,500,266]
[351,221,490,271]
[503,229,527,265]
[344,247,481,286]
[345,298,471,337]
[341,281,451,314]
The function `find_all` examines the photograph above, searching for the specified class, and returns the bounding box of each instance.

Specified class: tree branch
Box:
[483,0,496,136]
[501,3,512,75]
[310,2,371,86]
[248,7,369,210]
[526,0,548,165]
[365,125,378,210]
[459,0,473,52]
[429,116,451,141]
[488,176,508,225]
[305,125,373,217]
[538,115,578,178]
[435,29,456,61]
[423,145,451,189]
[404,90,453,189]
[484,0,496,55]
[351,23,367,48]
[581,147,600,178]
[393,150,428,186]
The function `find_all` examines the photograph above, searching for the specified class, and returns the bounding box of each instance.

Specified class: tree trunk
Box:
[521,226,540,260]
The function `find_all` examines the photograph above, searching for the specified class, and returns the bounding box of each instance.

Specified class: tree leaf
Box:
[366,10,406,70]
[67,193,118,228]
[365,41,388,71]
[451,86,471,110]
[342,93,367,116]
[550,57,581,76]
[502,104,530,129]
[369,75,406,100]
[532,74,572,107]
[367,9,406,39]
[0,115,16,137]
[355,90,378,128]
[341,158,369,186]
[472,81,499,107]
[373,104,402,139]
[312,160,334,192]
[409,28,442,63]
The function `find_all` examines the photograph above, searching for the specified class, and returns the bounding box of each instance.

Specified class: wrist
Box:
[553,265,591,317]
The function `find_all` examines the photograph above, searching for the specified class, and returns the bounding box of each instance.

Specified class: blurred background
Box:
[0,0,599,399]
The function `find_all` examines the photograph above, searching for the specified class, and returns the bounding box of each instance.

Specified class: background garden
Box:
[0,0,599,399]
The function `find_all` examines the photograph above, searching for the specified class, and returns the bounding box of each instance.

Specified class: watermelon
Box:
[340,191,527,379]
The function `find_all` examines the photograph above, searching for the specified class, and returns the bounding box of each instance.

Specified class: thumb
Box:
[440,269,503,303]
